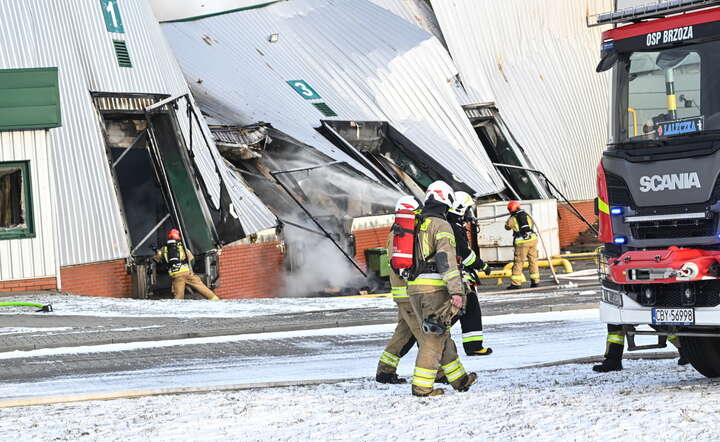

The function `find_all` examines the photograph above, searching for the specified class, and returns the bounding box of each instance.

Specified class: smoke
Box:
[268,149,403,297]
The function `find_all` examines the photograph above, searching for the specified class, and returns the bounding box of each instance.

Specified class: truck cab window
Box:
[626,50,701,139]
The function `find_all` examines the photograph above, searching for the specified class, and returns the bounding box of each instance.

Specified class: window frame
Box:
[0,161,35,240]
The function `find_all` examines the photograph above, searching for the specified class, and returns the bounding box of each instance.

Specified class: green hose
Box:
[0,302,53,312]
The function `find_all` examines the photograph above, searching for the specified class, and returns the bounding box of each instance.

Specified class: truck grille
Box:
[605,173,634,206]
[629,215,716,240]
[627,281,720,308]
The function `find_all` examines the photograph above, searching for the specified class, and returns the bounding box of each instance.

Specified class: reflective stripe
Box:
[395,214,416,219]
[408,279,447,287]
[511,275,525,282]
[441,358,466,382]
[529,273,540,279]
[441,359,461,373]
[380,351,400,368]
[514,236,536,244]
[420,218,432,231]
[462,250,477,267]
[443,269,460,282]
[169,266,190,276]
[462,331,484,338]
[598,198,610,215]
[436,232,454,241]
[412,377,435,388]
[391,286,409,299]
[607,334,625,345]
[412,366,438,387]
[416,273,442,280]
[392,253,413,259]
[414,367,437,376]
[462,336,484,343]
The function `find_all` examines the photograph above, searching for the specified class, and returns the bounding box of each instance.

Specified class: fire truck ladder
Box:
[588,0,720,27]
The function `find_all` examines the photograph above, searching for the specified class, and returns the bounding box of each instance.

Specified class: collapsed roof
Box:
[157,0,506,197]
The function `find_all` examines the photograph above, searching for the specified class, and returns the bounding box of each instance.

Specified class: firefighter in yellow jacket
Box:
[376,198,421,383]
[505,201,540,290]
[154,229,219,300]
[406,181,477,397]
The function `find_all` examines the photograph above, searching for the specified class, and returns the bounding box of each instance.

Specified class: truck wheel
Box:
[679,335,720,378]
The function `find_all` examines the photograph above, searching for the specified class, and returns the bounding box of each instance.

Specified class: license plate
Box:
[651,308,695,325]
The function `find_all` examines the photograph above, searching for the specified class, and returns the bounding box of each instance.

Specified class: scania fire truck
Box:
[592,0,720,377]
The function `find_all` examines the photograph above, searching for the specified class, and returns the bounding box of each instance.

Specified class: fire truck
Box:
[592,0,720,377]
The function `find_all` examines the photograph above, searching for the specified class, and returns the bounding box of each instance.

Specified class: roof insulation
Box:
[158,0,505,196]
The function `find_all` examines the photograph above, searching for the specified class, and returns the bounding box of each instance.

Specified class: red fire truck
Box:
[593,0,720,377]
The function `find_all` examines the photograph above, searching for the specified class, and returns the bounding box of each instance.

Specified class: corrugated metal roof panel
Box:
[432,0,612,201]
[160,0,504,196]
[0,0,276,266]
[368,0,447,47]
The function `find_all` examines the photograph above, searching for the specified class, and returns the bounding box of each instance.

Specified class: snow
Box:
[0,293,391,318]
[0,327,72,335]
[1,360,717,441]
[0,309,674,403]
[0,309,600,361]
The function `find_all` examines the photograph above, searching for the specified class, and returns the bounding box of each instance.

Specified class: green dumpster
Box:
[365,247,390,278]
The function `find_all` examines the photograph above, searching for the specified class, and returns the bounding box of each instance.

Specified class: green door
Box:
[148,113,216,253]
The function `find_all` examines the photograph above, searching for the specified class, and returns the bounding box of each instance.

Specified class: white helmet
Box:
[425,180,455,208]
[449,191,473,216]
[395,195,420,212]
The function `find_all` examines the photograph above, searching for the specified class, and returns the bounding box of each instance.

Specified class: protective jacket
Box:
[407,203,463,296]
[505,210,537,244]
[157,240,194,277]
[448,215,490,279]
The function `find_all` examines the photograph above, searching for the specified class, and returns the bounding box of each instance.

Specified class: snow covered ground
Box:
[0,293,390,318]
[0,359,715,441]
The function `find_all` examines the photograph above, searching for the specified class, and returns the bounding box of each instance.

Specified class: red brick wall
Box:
[216,241,284,299]
[60,260,132,298]
[557,200,597,248]
[0,276,56,293]
[353,227,392,270]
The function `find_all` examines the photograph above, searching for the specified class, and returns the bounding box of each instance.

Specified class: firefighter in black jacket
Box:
[447,191,493,356]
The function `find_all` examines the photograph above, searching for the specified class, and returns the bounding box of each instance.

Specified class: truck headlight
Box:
[601,288,623,307]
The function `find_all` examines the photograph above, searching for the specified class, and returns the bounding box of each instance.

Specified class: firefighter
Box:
[406,180,477,397]
[593,324,688,372]
[504,200,540,290]
[155,229,220,300]
[447,191,492,356]
[376,196,421,384]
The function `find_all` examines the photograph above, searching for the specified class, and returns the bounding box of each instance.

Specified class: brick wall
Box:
[557,200,597,248]
[0,276,56,293]
[216,241,284,299]
[353,226,392,270]
[60,260,132,298]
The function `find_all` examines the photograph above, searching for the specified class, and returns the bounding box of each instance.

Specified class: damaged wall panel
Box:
[158,0,505,197]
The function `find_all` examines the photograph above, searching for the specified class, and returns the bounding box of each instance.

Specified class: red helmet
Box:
[507,201,521,213]
[167,229,181,240]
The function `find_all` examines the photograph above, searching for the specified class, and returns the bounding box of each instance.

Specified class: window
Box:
[0,162,34,240]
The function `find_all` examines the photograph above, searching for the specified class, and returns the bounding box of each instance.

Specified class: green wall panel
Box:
[0,68,61,130]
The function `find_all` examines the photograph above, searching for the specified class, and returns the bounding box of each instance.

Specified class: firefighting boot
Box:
[506,285,521,290]
[592,342,623,372]
[453,372,478,392]
[435,374,449,384]
[376,372,407,384]
[467,346,493,356]
[411,386,445,397]
[530,281,539,288]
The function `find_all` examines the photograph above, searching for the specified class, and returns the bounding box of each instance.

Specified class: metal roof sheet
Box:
[159,0,505,196]
[432,0,612,200]
[0,0,276,266]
